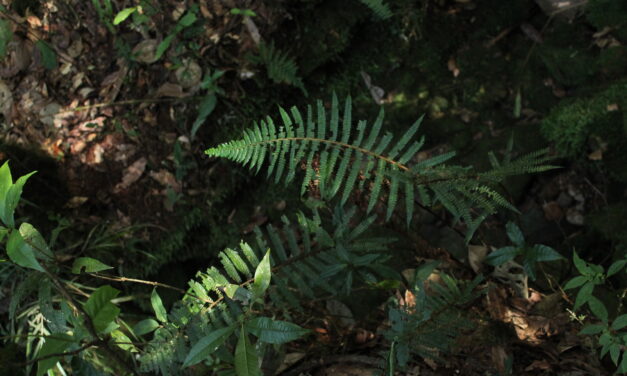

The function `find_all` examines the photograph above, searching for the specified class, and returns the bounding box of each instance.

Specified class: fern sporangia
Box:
[205,94,556,240]
[139,208,393,375]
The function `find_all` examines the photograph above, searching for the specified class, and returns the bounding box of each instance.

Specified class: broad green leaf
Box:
[252,250,271,298]
[19,223,52,259]
[178,12,197,27]
[35,40,58,70]
[415,260,441,281]
[588,296,608,323]
[610,344,621,365]
[484,246,519,266]
[564,275,588,290]
[84,285,121,333]
[235,325,261,376]
[505,222,525,246]
[111,329,136,352]
[574,282,594,310]
[530,244,563,262]
[608,259,627,277]
[113,7,137,25]
[580,324,605,335]
[245,317,309,344]
[0,19,12,58]
[36,333,73,376]
[612,314,627,331]
[151,288,167,322]
[0,169,36,228]
[572,251,592,276]
[183,326,235,367]
[191,94,217,140]
[72,257,113,274]
[133,319,160,336]
[154,34,175,61]
[7,230,44,272]
[0,226,7,242]
[620,352,627,373]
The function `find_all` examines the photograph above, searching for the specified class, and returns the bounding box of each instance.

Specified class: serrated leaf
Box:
[252,250,271,298]
[7,230,44,272]
[505,222,525,246]
[573,251,592,276]
[113,7,137,25]
[564,275,588,290]
[36,333,73,376]
[245,317,309,344]
[574,282,594,310]
[587,296,608,322]
[35,40,58,70]
[235,325,261,376]
[484,246,519,266]
[133,318,160,336]
[151,288,167,322]
[83,285,121,333]
[184,326,235,367]
[612,314,627,331]
[608,259,627,277]
[580,324,605,335]
[72,257,113,274]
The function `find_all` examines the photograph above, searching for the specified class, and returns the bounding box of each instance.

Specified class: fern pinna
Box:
[205,94,554,240]
[139,208,394,375]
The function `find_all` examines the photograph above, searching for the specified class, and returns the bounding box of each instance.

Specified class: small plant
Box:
[565,252,627,373]
[484,221,564,280]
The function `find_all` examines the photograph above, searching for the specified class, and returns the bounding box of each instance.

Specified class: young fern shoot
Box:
[205,94,555,239]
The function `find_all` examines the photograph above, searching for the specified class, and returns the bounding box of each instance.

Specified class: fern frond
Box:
[257,42,307,96]
[358,0,393,20]
[206,95,555,238]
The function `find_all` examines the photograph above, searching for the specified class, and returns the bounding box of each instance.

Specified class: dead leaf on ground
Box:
[149,169,182,192]
[156,82,185,98]
[448,56,460,77]
[132,39,159,64]
[114,157,147,193]
[468,244,488,273]
[0,80,14,121]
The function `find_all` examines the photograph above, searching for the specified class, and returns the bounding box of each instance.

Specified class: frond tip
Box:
[205,94,555,237]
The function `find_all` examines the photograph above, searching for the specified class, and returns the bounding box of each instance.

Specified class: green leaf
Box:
[178,12,197,27]
[191,94,217,140]
[35,40,58,70]
[580,324,605,335]
[612,314,627,331]
[513,90,522,118]
[133,319,160,336]
[113,7,137,25]
[620,352,627,373]
[0,226,7,242]
[574,282,594,310]
[235,325,261,376]
[155,34,175,61]
[484,246,519,266]
[83,285,121,333]
[36,333,73,376]
[530,244,563,262]
[7,230,44,272]
[505,222,525,246]
[19,223,52,259]
[183,326,235,367]
[151,288,168,322]
[245,317,309,344]
[72,257,113,274]
[610,344,621,365]
[564,275,588,290]
[608,259,627,277]
[588,296,608,323]
[0,166,36,228]
[573,251,592,276]
[0,19,13,58]
[252,250,271,298]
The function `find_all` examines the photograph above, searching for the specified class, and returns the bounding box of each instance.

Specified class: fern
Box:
[385,263,484,368]
[256,42,307,96]
[205,94,555,240]
[139,207,393,374]
[358,0,393,20]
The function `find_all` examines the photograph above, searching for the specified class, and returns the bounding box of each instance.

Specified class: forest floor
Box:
[1,0,623,374]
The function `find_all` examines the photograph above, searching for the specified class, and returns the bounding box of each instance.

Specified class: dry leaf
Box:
[0,80,14,121]
[175,59,202,88]
[149,169,182,192]
[132,39,159,64]
[65,196,88,208]
[447,56,460,77]
[468,244,488,273]
[155,82,185,98]
[114,157,147,193]
[244,16,261,45]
